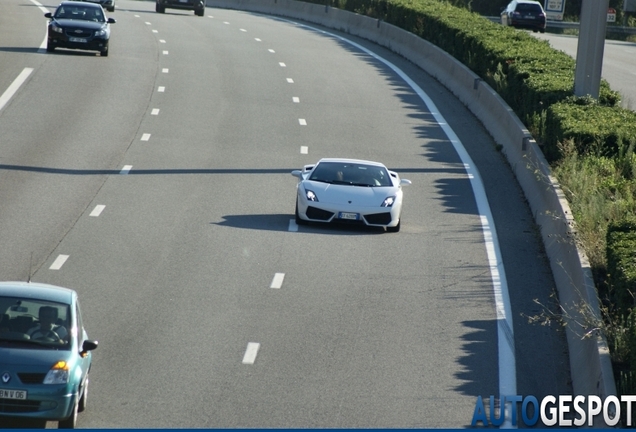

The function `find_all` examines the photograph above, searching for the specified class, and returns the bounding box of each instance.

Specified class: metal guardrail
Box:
[486,16,636,35]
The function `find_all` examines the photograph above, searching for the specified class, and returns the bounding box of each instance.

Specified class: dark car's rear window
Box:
[516,3,542,12]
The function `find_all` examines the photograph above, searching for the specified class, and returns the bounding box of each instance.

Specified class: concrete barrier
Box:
[208,0,616,408]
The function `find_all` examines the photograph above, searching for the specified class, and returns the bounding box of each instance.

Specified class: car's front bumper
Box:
[296,192,401,228]
[0,385,76,421]
[48,34,109,52]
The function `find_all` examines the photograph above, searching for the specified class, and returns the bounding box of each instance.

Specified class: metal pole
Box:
[574,0,609,99]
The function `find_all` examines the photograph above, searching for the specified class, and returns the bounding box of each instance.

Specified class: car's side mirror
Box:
[80,339,98,357]
[44,12,52,18]
[108,17,116,24]
[291,170,302,179]
[400,179,412,186]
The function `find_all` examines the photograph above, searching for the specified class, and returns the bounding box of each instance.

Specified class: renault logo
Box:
[1,372,10,383]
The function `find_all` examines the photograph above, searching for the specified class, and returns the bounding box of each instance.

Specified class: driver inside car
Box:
[27,306,68,342]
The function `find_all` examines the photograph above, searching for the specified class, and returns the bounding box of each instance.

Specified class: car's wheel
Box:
[108,6,115,12]
[156,3,165,12]
[101,48,108,57]
[295,202,307,225]
[386,220,400,233]
[195,8,204,16]
[78,377,88,413]
[46,43,55,52]
[58,398,78,429]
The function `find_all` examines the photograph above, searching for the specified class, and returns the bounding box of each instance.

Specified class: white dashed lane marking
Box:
[49,255,69,270]
[120,165,133,175]
[242,342,260,364]
[90,205,105,217]
[158,86,165,92]
[141,133,151,141]
[300,146,308,154]
[163,50,169,55]
[270,273,285,289]
[293,97,299,103]
[268,49,275,53]
[151,108,160,115]
[255,38,261,42]
[240,28,246,32]
[279,62,286,67]
[286,78,294,83]
[160,39,166,43]
[298,119,307,126]
[152,29,158,33]
[162,68,169,73]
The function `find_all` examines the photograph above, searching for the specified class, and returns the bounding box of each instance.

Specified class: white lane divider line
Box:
[207,15,213,18]
[298,119,307,126]
[270,273,285,289]
[255,38,261,42]
[158,86,165,92]
[49,254,69,270]
[151,108,160,115]
[288,219,298,232]
[152,29,158,33]
[90,205,105,217]
[134,14,140,17]
[223,21,230,24]
[242,342,260,364]
[162,68,169,73]
[163,50,169,55]
[120,165,133,175]
[145,21,151,25]
[268,49,275,53]
[160,39,166,43]
[279,62,286,67]
[240,28,246,32]
[300,146,308,154]
[286,78,294,83]
[292,97,299,103]
[0,68,33,114]
[141,133,151,141]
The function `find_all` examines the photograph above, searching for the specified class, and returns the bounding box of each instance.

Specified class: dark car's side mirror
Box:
[44,12,52,18]
[108,17,116,24]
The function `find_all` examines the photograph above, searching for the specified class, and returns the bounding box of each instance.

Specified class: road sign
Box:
[545,0,566,20]
[607,7,616,22]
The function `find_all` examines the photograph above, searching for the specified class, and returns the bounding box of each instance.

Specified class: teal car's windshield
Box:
[0,296,71,349]
[54,5,105,22]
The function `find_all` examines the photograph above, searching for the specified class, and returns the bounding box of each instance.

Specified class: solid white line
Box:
[242,342,260,364]
[288,219,298,232]
[151,108,160,115]
[298,119,307,126]
[141,133,151,141]
[49,254,69,270]
[300,146,308,154]
[0,68,34,114]
[292,97,299,103]
[120,165,132,175]
[90,205,105,217]
[158,86,165,92]
[286,78,294,83]
[279,62,286,67]
[281,19,517,425]
[270,273,285,289]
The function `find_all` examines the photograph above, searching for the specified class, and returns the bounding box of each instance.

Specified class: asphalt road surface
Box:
[0,0,571,427]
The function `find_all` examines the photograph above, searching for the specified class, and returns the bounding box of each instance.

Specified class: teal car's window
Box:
[0,297,71,349]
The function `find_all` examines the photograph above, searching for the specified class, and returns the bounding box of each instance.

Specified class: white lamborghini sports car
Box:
[291,158,411,232]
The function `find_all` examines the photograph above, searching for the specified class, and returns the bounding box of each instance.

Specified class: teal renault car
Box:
[0,282,97,428]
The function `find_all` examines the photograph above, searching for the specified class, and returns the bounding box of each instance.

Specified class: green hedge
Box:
[607,218,636,313]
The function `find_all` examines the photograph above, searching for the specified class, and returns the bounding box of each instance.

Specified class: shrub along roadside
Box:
[302,0,636,395]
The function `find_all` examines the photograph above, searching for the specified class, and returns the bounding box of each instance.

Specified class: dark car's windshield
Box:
[54,5,105,22]
[0,296,71,350]
[309,162,393,187]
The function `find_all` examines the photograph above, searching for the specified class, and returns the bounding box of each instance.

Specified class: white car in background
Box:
[292,158,411,232]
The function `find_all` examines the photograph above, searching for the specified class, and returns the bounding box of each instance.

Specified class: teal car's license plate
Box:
[338,212,359,220]
[0,389,27,400]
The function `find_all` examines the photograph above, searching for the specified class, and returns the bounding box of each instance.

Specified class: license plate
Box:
[525,15,535,19]
[179,0,188,2]
[338,212,359,220]
[0,389,27,400]
[69,37,87,43]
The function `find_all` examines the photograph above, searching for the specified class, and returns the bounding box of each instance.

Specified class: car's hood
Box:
[303,181,398,206]
[53,19,105,30]
[0,346,72,366]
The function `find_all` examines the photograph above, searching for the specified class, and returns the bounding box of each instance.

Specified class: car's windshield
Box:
[54,5,105,22]
[309,162,392,187]
[0,296,71,349]
[516,3,542,12]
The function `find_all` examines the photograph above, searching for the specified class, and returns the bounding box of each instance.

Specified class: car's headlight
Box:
[95,28,107,36]
[381,196,396,207]
[43,361,70,384]
[51,24,63,34]
[305,189,318,202]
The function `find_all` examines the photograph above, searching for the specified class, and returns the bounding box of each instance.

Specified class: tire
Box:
[295,202,307,225]
[195,8,204,16]
[78,377,88,413]
[156,3,165,13]
[108,6,114,12]
[386,220,400,233]
[101,47,108,57]
[58,398,78,429]
[46,43,55,52]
